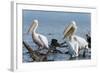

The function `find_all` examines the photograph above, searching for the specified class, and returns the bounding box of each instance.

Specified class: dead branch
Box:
[23,41,47,62]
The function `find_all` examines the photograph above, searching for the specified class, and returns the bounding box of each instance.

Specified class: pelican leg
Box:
[75,50,79,57]
[35,46,41,51]
[37,46,42,51]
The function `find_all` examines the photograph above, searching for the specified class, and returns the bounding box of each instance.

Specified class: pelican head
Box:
[63,21,77,39]
[71,21,77,29]
[71,21,76,25]
[33,19,38,24]
[28,19,38,33]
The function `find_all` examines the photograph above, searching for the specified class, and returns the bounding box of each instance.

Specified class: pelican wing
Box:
[38,34,49,48]
[74,35,88,48]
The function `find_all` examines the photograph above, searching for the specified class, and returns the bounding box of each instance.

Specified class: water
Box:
[22,10,91,62]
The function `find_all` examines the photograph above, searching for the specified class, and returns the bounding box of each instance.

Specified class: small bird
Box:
[28,19,49,49]
[50,39,60,48]
[86,34,91,48]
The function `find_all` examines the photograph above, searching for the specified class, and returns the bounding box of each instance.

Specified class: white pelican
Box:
[63,21,88,57]
[28,20,49,49]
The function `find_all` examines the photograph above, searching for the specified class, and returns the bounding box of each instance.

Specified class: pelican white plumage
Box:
[71,35,88,57]
[28,20,49,49]
[74,35,88,49]
[63,21,88,57]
